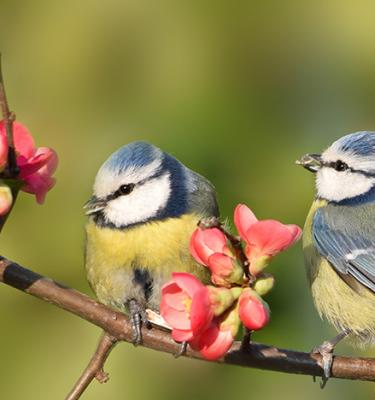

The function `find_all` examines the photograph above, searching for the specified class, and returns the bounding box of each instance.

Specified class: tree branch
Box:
[65,332,118,400]
[1,255,375,398]
[0,53,20,233]
[0,53,18,178]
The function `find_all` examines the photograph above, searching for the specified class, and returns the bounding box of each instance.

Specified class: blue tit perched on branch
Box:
[298,131,375,380]
[84,141,219,344]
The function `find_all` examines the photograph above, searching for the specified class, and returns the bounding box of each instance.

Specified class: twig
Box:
[0,54,20,233]
[0,53,18,178]
[0,255,375,399]
[65,332,117,400]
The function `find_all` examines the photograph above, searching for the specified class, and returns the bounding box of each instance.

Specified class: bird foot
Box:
[311,341,334,387]
[174,341,188,358]
[128,299,152,346]
[311,329,351,388]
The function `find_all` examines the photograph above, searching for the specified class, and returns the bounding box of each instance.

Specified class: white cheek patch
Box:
[316,168,375,202]
[104,173,171,227]
[94,159,162,199]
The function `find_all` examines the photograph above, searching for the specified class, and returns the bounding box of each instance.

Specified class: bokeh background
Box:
[0,1,374,399]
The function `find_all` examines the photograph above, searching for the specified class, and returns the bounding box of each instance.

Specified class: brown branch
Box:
[0,53,18,178]
[0,256,375,400]
[65,332,118,400]
[0,54,20,233]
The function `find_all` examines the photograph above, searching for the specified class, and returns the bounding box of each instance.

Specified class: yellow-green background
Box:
[0,1,374,399]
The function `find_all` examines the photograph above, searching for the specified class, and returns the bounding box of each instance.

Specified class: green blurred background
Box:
[0,0,374,398]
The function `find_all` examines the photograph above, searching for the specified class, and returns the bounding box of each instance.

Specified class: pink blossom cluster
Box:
[0,121,58,213]
[160,204,301,360]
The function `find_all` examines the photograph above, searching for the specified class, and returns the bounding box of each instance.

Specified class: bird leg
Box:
[311,328,351,387]
[127,298,152,346]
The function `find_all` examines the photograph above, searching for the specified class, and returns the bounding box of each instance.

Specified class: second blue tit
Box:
[299,132,375,353]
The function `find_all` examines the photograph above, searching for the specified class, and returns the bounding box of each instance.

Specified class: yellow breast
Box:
[85,214,208,310]
[303,200,375,342]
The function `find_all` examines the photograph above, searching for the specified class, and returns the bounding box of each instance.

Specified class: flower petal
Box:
[190,229,207,265]
[0,130,8,169]
[190,228,228,265]
[190,321,234,361]
[172,272,205,298]
[8,121,35,158]
[172,329,194,342]
[238,289,270,331]
[246,220,301,257]
[190,287,214,334]
[21,173,56,204]
[234,204,258,241]
[207,253,235,277]
[160,302,191,330]
[161,282,186,311]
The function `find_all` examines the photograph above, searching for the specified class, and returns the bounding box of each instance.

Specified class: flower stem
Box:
[0,53,18,178]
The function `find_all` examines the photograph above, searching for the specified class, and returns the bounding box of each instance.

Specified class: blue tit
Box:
[84,141,219,344]
[298,131,375,380]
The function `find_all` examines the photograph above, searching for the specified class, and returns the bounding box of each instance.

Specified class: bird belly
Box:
[303,200,375,344]
[85,214,208,313]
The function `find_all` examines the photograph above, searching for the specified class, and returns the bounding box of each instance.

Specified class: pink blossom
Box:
[160,273,214,342]
[190,228,244,286]
[190,304,241,360]
[234,204,302,275]
[0,132,7,170]
[0,121,58,203]
[238,288,270,331]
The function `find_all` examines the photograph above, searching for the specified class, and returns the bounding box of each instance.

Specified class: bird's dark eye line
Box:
[109,183,135,199]
[328,160,350,172]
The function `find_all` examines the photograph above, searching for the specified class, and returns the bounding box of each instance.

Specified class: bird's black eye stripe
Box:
[328,160,349,172]
[110,183,135,199]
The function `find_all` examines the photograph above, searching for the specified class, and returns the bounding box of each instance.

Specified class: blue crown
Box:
[334,131,375,157]
[103,141,163,173]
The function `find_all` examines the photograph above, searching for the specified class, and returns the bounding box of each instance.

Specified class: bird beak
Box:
[296,153,322,173]
[84,196,107,215]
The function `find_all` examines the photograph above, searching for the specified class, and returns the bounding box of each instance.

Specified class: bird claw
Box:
[174,341,188,358]
[311,341,334,387]
[128,299,152,346]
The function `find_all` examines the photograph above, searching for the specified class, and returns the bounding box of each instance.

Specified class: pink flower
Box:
[190,228,244,286]
[190,304,241,360]
[0,132,7,170]
[234,204,302,275]
[0,185,12,215]
[238,288,270,331]
[0,121,58,204]
[160,273,214,342]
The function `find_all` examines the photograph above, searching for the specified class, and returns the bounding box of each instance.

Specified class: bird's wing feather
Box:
[313,208,375,292]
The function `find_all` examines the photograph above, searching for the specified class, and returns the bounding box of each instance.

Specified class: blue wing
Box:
[313,208,375,292]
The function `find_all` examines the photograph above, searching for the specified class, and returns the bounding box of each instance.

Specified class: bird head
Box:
[85,141,193,228]
[297,131,375,202]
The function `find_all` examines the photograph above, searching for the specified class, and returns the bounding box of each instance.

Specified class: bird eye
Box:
[333,160,349,172]
[118,184,135,196]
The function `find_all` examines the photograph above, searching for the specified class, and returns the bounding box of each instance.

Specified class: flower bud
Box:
[249,255,272,276]
[207,286,242,316]
[238,288,270,331]
[253,273,275,296]
[0,185,12,216]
